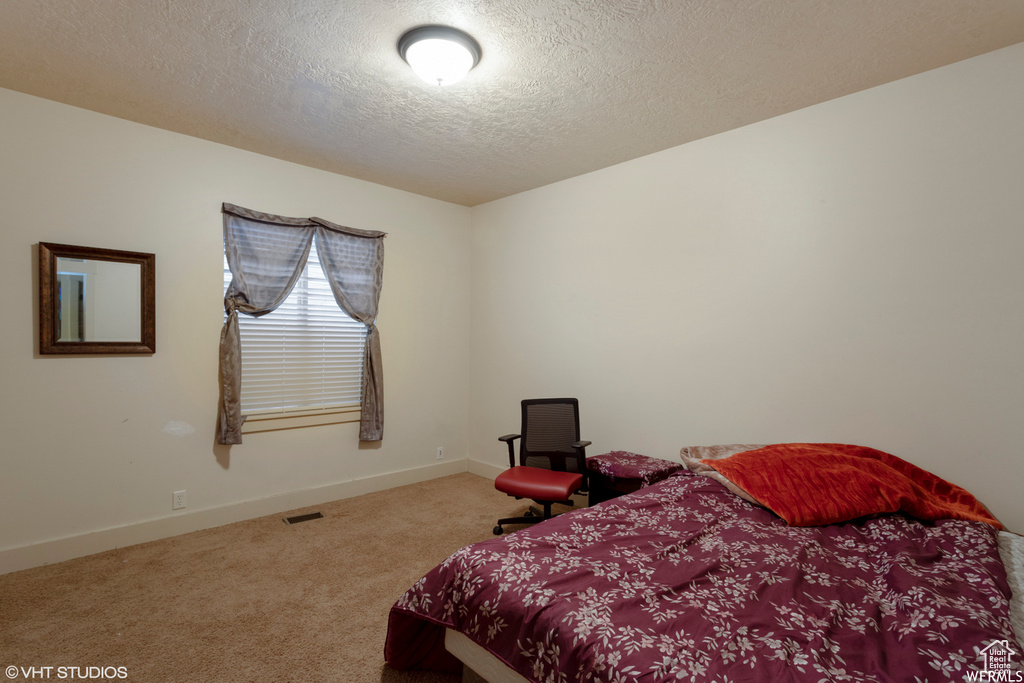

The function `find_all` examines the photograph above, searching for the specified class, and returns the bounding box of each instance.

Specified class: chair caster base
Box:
[493,526,504,535]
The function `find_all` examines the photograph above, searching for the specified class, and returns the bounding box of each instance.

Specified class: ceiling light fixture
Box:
[398,25,481,86]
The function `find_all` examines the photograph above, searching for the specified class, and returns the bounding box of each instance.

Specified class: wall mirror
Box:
[38,242,156,355]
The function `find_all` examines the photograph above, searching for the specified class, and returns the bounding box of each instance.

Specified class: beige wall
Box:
[470,43,1024,531]
[4,41,1023,572]
[0,88,472,570]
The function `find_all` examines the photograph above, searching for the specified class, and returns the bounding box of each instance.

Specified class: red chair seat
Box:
[495,466,583,501]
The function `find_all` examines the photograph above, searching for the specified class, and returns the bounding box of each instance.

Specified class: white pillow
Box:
[679,444,766,505]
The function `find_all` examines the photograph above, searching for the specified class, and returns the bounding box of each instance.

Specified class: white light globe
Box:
[399,27,481,87]
[405,37,475,86]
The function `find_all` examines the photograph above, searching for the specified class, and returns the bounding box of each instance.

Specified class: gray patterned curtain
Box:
[217,203,386,444]
[312,217,386,441]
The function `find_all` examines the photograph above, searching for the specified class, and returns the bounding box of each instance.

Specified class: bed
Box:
[386,443,1024,682]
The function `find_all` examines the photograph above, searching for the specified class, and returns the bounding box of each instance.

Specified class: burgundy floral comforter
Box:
[386,471,1019,682]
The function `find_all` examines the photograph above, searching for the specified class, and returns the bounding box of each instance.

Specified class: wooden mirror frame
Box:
[38,242,156,355]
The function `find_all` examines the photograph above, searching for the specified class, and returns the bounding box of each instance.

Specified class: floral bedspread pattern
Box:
[586,451,684,487]
[386,471,1019,682]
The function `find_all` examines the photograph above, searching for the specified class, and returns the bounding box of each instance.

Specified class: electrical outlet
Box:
[172,490,187,510]
[436,446,444,460]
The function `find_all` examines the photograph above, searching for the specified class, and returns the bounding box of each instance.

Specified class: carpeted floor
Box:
[0,472,550,682]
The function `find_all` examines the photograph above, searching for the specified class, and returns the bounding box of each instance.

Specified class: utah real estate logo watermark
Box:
[965,641,1023,682]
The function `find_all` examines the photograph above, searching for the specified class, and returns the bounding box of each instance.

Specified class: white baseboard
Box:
[466,458,505,480]
[0,459,468,575]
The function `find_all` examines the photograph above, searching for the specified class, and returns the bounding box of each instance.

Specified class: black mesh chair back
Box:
[521,399,584,474]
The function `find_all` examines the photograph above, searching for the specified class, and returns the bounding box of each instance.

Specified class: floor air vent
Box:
[284,512,324,525]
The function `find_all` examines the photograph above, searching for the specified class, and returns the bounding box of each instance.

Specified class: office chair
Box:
[492,398,591,535]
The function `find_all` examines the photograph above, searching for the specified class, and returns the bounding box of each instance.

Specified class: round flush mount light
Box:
[398,25,481,86]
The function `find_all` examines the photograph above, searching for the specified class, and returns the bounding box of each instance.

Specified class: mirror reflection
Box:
[56,257,142,342]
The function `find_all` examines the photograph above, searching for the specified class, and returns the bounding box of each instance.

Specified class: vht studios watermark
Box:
[966,641,1023,682]
[4,667,127,680]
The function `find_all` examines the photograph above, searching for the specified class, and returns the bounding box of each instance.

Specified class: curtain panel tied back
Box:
[217,203,386,444]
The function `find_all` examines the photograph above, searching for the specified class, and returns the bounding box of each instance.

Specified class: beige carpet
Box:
[0,472,547,682]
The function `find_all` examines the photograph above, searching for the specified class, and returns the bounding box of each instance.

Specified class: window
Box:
[223,241,367,429]
[217,203,385,445]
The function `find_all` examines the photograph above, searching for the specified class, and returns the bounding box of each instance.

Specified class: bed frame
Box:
[445,629,529,683]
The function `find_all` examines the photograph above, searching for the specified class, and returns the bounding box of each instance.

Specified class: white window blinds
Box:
[223,241,367,416]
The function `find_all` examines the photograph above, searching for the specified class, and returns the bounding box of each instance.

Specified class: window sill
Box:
[241,408,361,434]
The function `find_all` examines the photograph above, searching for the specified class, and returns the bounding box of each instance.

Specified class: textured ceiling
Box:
[2,1,1024,206]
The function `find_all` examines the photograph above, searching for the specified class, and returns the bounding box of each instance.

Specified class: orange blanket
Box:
[703,443,1001,528]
